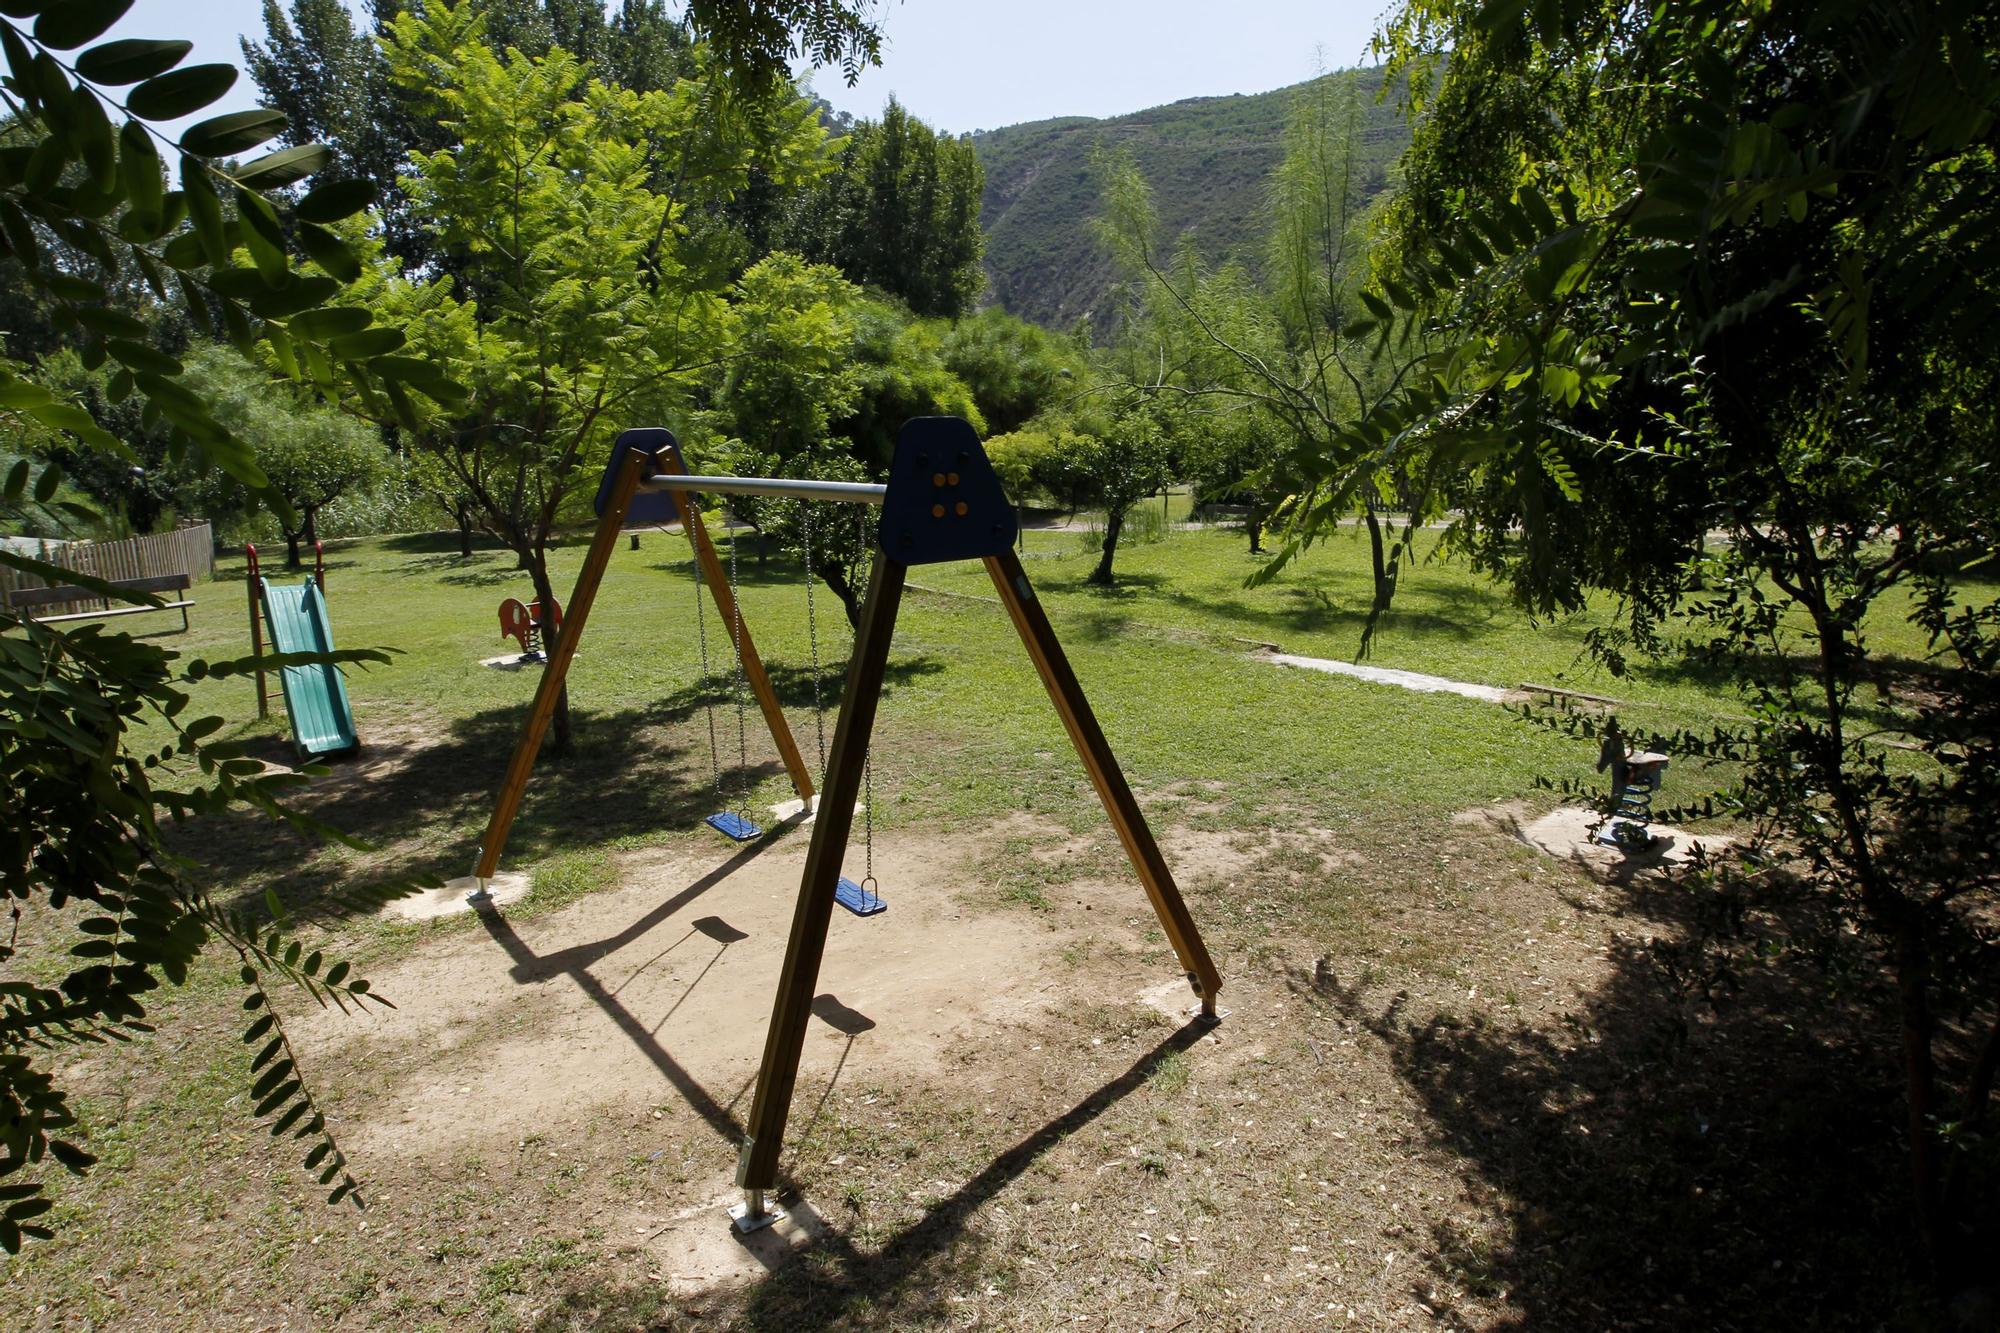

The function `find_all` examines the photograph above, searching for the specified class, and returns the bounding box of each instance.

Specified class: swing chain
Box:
[692,536,724,807]
[802,501,827,780]
[727,502,751,822]
[856,503,877,907]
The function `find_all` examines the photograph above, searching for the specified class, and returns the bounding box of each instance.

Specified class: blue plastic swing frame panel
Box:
[835,877,886,916]
[706,811,761,841]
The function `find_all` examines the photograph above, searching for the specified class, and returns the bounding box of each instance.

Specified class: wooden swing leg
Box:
[736,553,906,1200]
[657,455,816,805]
[473,450,648,883]
[983,547,1224,1018]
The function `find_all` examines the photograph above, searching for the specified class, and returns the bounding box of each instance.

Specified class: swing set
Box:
[468,417,1222,1233]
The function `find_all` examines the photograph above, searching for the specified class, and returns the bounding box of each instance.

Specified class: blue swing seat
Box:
[707,811,761,841]
[835,877,886,916]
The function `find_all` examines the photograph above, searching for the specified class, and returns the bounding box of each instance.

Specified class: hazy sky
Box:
[101,1,1386,134]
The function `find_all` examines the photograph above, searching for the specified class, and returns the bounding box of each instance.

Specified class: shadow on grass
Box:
[187,658,944,922]
[526,1019,1213,1333]
[377,529,512,556]
[1292,869,1954,1329]
[209,557,364,584]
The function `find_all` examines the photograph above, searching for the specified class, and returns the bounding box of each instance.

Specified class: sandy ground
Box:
[295,821,1192,1167]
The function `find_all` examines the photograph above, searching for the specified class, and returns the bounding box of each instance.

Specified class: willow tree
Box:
[378,1,827,752]
[1099,73,1422,632]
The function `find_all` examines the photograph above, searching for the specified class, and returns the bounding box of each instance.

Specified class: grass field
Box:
[3,515,1952,1331]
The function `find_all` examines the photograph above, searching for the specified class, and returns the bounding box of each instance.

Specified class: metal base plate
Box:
[834,877,886,916]
[1594,818,1655,850]
[707,812,761,842]
[728,1200,786,1234]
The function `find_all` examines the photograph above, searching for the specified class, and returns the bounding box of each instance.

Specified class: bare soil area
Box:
[9,794,1934,1331]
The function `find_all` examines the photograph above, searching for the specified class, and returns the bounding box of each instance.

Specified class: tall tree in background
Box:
[246,0,699,271]
[788,97,985,317]
[192,348,389,566]
[377,2,827,753]
[1099,73,1411,623]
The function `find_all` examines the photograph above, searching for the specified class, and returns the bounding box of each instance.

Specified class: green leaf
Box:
[180,168,230,270]
[47,1140,95,1173]
[126,63,237,122]
[33,461,60,502]
[4,458,27,499]
[34,0,132,51]
[74,37,191,85]
[251,1060,295,1100]
[235,187,287,281]
[75,306,147,338]
[288,306,372,340]
[233,144,330,189]
[294,178,377,224]
[118,119,162,214]
[108,334,183,376]
[297,223,359,282]
[246,276,340,320]
[330,327,406,360]
[181,109,287,159]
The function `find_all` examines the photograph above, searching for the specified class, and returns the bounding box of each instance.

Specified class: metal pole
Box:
[645,474,887,506]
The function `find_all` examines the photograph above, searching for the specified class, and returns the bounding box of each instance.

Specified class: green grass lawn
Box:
[146,517,1743,914]
[6,514,1958,1331]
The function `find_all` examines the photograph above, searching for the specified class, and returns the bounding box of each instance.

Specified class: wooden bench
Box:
[4,572,195,632]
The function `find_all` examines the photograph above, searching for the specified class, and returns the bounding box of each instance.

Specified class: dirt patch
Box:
[295,829,1170,1164]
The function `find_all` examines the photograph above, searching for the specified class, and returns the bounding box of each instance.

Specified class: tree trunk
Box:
[1365,505,1391,611]
[457,502,474,558]
[303,504,319,554]
[822,558,863,631]
[1089,508,1125,586]
[285,528,304,568]
[1247,500,1265,555]
[527,550,572,756]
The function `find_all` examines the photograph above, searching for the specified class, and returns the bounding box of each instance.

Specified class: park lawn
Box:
[139,521,1657,910]
[3,519,1944,1331]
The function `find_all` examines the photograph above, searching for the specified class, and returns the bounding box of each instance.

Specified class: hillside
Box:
[971,70,1411,330]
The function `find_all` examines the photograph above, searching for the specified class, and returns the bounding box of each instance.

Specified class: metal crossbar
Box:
[645,474,887,505]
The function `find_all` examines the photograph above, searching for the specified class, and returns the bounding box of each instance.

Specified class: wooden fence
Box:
[0,522,215,617]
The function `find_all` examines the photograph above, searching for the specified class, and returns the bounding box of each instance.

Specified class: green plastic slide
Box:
[259,578,358,757]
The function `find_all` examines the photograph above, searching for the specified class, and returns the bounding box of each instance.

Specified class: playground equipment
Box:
[1595,720,1669,848]
[467,417,1223,1234]
[245,542,358,758]
[498,595,562,663]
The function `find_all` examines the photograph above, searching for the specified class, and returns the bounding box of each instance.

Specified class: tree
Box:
[939,307,1080,437]
[1178,402,1271,552]
[191,347,389,565]
[1098,74,1412,622]
[1325,0,2000,1290]
[832,300,985,473]
[1067,398,1175,587]
[0,3,462,1253]
[378,1,827,753]
[787,97,985,318]
[1,0,887,1259]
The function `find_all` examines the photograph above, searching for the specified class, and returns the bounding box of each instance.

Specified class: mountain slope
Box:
[971,70,1410,330]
